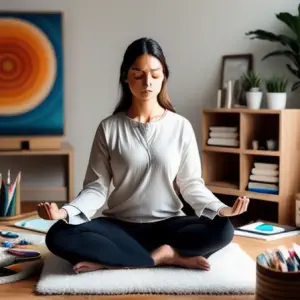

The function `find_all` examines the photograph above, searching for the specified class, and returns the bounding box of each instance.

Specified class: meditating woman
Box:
[37,37,250,274]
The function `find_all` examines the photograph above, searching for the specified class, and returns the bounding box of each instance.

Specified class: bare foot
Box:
[173,254,210,271]
[151,244,210,271]
[73,261,106,273]
[151,244,175,265]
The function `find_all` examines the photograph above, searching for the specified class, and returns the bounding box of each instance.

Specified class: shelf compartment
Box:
[21,187,67,202]
[202,111,240,149]
[208,186,279,202]
[241,113,279,151]
[241,154,280,197]
[202,152,240,190]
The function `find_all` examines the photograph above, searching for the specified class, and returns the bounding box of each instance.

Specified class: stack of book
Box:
[247,162,279,194]
[207,126,239,147]
[257,244,300,272]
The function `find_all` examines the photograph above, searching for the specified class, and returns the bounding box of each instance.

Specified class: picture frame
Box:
[0,11,64,136]
[219,54,253,107]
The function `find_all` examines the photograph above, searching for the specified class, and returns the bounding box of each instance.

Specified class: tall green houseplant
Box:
[246,4,300,91]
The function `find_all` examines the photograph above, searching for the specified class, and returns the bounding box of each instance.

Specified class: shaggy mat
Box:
[0,232,45,284]
[36,243,256,295]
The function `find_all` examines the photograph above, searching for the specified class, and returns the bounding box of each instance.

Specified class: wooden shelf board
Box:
[207,185,279,202]
[0,141,73,156]
[207,181,239,189]
[203,108,282,114]
[243,149,280,156]
[202,146,240,154]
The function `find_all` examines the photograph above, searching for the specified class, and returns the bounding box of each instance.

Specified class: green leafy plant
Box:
[241,71,262,91]
[265,76,288,93]
[245,4,300,91]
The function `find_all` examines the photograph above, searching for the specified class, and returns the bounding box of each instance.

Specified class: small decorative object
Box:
[2,241,13,248]
[252,140,259,150]
[216,89,222,108]
[18,239,31,246]
[0,231,19,239]
[220,54,253,106]
[266,139,277,151]
[225,80,233,108]
[242,71,263,109]
[246,4,300,92]
[265,76,288,109]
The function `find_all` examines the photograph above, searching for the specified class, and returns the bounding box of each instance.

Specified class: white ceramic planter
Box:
[246,91,263,109]
[266,93,287,110]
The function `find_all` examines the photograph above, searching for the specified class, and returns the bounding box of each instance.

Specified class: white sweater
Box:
[63,110,227,225]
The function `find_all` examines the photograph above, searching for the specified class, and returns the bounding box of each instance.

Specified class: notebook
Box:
[234,221,300,241]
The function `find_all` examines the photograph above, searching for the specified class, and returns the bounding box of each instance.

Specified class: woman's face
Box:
[126,54,164,103]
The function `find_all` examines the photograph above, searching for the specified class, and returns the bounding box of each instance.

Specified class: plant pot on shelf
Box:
[266,92,287,110]
[246,88,263,109]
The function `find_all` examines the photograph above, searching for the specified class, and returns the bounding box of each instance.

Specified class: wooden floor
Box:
[0,224,299,300]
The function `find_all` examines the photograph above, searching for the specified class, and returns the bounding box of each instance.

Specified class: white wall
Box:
[1,0,299,196]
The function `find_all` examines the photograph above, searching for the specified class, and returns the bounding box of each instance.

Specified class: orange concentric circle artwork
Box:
[0,17,57,115]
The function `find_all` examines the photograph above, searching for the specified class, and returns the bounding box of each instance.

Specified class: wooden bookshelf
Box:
[201,108,300,226]
[0,141,74,216]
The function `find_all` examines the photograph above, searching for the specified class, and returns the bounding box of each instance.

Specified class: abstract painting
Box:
[0,12,64,136]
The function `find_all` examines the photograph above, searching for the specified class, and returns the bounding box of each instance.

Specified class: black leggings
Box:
[46,215,234,267]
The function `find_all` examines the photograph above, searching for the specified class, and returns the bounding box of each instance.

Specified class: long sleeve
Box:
[176,121,228,219]
[62,123,112,224]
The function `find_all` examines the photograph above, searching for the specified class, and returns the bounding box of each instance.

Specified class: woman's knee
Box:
[214,216,234,246]
[45,220,69,253]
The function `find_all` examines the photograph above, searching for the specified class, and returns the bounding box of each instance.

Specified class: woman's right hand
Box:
[37,202,67,220]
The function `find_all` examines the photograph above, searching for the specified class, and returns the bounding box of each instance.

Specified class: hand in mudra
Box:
[219,196,250,217]
[37,202,67,220]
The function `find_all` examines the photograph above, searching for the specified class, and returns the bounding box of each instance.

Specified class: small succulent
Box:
[241,71,262,91]
[265,76,288,93]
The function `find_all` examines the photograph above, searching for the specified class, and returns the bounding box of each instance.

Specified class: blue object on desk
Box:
[18,239,31,245]
[255,224,274,232]
[0,231,19,238]
[2,241,13,248]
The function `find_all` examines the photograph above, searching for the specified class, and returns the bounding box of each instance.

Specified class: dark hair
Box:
[113,37,176,115]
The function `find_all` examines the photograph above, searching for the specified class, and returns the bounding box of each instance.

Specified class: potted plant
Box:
[265,76,288,109]
[241,71,263,109]
[246,4,300,91]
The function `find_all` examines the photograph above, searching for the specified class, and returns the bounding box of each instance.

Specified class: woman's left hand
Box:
[219,196,250,217]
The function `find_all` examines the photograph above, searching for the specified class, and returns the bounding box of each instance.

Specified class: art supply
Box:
[257,244,300,272]
[2,241,13,248]
[7,169,10,185]
[7,248,41,258]
[0,231,19,239]
[0,171,21,217]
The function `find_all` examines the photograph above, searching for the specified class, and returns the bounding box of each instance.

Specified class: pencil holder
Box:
[256,259,300,300]
[0,171,21,220]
